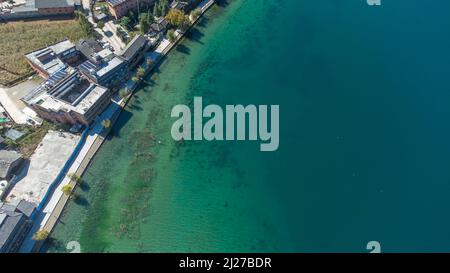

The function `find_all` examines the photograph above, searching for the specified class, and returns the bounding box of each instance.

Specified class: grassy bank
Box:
[2,121,62,158]
[0,19,87,85]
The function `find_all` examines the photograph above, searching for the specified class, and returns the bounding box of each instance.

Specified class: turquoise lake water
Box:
[46,0,450,252]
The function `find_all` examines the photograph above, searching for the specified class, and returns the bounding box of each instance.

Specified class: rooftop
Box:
[3,0,75,14]
[0,150,22,179]
[0,211,23,251]
[34,0,75,9]
[106,0,127,8]
[25,39,75,76]
[79,55,124,80]
[120,35,148,62]
[6,131,80,205]
[76,39,105,63]
[5,129,25,141]
[23,68,109,116]
[150,17,169,33]
[0,199,35,251]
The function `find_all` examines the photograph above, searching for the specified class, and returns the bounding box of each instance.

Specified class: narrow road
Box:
[0,86,27,124]
[101,21,127,51]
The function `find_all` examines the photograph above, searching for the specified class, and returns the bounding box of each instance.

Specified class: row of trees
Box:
[139,10,156,34]
[32,173,82,241]
[75,11,94,37]
[120,1,202,36]
[119,10,138,31]
[120,8,158,35]
[153,0,170,18]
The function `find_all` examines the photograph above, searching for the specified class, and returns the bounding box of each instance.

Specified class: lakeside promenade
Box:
[25,0,216,253]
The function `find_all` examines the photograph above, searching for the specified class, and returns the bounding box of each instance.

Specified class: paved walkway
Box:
[102,21,126,52]
[0,86,28,124]
[0,79,42,124]
[19,101,122,252]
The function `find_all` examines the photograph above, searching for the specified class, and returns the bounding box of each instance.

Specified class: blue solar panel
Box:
[107,0,127,7]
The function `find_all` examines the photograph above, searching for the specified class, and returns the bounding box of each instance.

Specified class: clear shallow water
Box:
[46,0,450,252]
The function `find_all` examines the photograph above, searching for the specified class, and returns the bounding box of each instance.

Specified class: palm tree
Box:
[33,230,49,241]
[190,9,202,21]
[119,89,130,99]
[136,66,146,78]
[102,119,111,129]
[167,29,176,43]
[61,184,73,197]
[68,173,81,184]
[146,58,153,67]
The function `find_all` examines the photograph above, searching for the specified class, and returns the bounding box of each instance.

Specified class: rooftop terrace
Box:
[22,67,109,115]
[25,39,76,76]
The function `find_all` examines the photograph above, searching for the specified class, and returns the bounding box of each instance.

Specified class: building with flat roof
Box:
[0,0,75,20]
[34,0,75,15]
[0,200,35,253]
[21,67,111,125]
[77,39,128,87]
[79,56,128,87]
[170,0,189,12]
[25,39,79,78]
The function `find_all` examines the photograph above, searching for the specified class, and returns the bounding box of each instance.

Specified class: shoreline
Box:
[34,0,217,253]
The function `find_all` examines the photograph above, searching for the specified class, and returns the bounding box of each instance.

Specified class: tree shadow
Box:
[78,181,90,192]
[40,237,66,253]
[216,0,230,7]
[128,103,143,111]
[107,109,133,139]
[176,43,191,55]
[185,28,205,45]
[73,194,90,207]
[196,16,210,28]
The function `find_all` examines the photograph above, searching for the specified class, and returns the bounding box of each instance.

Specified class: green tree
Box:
[190,8,202,20]
[160,0,169,16]
[61,184,73,197]
[102,119,112,129]
[129,10,136,21]
[153,2,161,17]
[147,10,155,24]
[101,5,109,15]
[136,66,146,78]
[68,173,81,184]
[32,230,49,241]
[167,29,176,42]
[119,16,132,30]
[74,10,82,19]
[132,76,140,82]
[180,15,190,31]
[146,58,153,67]
[139,13,150,34]
[166,9,186,28]
[76,11,93,36]
[119,89,130,98]
[97,20,105,29]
